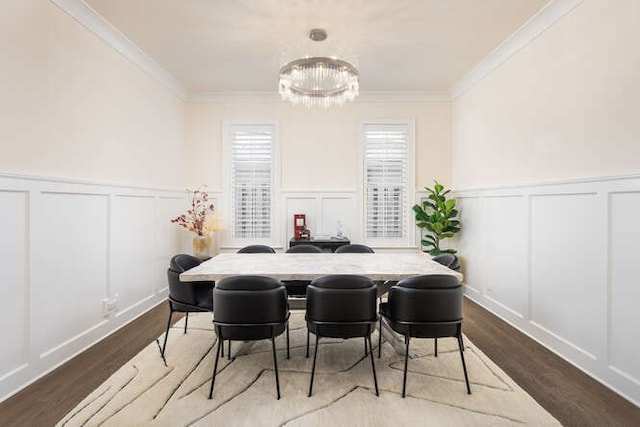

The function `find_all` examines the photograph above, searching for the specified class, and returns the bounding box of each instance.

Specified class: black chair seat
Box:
[334,244,374,253]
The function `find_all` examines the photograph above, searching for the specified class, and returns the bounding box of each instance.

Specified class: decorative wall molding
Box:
[450,0,584,99]
[49,0,188,100]
[187,91,451,104]
[455,173,640,407]
[0,172,189,403]
[51,0,583,105]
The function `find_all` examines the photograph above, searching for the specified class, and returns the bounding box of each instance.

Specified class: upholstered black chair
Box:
[335,244,375,253]
[209,275,289,400]
[237,244,276,254]
[305,275,379,397]
[162,254,215,360]
[379,274,470,397]
[284,244,322,298]
[432,253,461,272]
[286,244,323,253]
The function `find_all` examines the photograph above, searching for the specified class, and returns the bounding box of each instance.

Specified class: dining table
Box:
[180,252,463,357]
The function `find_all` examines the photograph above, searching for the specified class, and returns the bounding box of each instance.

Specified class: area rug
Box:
[58,311,560,426]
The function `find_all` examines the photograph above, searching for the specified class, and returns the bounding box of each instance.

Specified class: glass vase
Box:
[193,235,211,260]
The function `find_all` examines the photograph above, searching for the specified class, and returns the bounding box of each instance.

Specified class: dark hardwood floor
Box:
[1,299,638,426]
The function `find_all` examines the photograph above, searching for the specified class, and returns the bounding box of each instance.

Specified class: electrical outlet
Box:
[102,293,119,317]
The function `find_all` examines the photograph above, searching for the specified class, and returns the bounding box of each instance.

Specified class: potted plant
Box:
[171,186,219,259]
[412,180,461,256]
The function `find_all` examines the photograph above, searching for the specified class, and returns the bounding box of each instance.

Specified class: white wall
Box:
[451,0,640,406]
[0,0,188,402]
[186,100,452,248]
[452,0,640,190]
[0,0,186,188]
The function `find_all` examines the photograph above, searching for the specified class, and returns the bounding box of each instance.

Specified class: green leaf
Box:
[429,248,443,256]
[434,182,444,194]
[421,240,436,247]
[445,199,456,211]
[442,249,458,254]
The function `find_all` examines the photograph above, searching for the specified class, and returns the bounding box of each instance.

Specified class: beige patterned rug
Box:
[58,311,559,426]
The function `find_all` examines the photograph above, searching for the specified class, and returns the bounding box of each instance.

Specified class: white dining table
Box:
[180,252,463,356]
[180,252,463,283]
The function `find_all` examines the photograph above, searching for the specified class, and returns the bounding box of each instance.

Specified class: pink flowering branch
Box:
[171,186,215,236]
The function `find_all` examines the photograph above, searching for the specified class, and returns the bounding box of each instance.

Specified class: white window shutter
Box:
[230,124,274,239]
[363,123,409,239]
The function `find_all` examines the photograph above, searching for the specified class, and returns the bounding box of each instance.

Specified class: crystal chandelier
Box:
[279,30,359,108]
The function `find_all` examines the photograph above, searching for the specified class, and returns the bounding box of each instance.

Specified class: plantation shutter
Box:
[364,123,408,239]
[230,124,273,239]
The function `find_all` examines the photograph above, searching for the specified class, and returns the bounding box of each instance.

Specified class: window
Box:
[227,123,276,241]
[362,121,414,244]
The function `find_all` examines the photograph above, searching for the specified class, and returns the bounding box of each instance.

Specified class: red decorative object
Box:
[294,214,306,239]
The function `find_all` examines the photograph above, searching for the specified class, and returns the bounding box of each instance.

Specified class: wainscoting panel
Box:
[455,197,484,297]
[483,196,528,320]
[31,191,110,361]
[281,192,359,246]
[111,195,156,316]
[320,196,359,241]
[456,175,640,407]
[609,192,640,384]
[530,193,605,360]
[0,173,185,403]
[0,191,28,381]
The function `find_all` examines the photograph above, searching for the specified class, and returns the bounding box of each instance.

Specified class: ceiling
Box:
[84,0,550,94]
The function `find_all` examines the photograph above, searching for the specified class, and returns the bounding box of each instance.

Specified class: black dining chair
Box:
[306,274,379,397]
[162,254,215,361]
[335,244,375,253]
[432,253,461,272]
[237,244,276,254]
[209,275,289,400]
[284,244,323,299]
[379,274,470,397]
[286,244,323,253]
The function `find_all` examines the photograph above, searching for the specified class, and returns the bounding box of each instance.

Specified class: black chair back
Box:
[286,244,323,253]
[335,244,375,253]
[432,253,461,272]
[167,254,213,312]
[237,244,276,253]
[387,274,461,337]
[306,275,377,336]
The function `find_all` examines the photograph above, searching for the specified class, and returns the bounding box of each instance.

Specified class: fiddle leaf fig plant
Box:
[412,180,461,255]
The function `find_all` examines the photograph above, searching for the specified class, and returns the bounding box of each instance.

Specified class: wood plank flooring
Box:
[0,298,638,426]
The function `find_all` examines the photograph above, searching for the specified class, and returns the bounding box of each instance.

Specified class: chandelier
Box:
[278,30,359,108]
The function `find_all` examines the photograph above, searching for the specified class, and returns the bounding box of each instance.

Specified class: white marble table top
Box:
[180,252,463,282]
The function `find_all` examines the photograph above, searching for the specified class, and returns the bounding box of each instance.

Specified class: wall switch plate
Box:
[102,293,119,317]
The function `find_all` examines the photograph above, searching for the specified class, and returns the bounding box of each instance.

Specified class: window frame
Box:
[223,120,280,248]
[359,119,416,248]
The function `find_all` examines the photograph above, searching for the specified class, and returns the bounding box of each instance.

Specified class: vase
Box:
[193,235,212,260]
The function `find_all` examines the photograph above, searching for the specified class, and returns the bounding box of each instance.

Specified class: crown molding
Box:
[49,0,188,100]
[449,0,584,100]
[187,90,451,104]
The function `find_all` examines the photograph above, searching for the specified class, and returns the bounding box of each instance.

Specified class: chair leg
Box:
[308,333,319,397]
[208,333,223,399]
[459,332,466,352]
[271,327,281,400]
[184,312,189,334]
[402,334,410,398]
[364,336,368,356]
[220,338,224,357]
[286,321,290,360]
[161,308,174,359]
[227,340,231,360]
[458,332,471,394]
[306,329,310,358]
[367,334,379,396]
[378,316,382,358]
[434,337,438,357]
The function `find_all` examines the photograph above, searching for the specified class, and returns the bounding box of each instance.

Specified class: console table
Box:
[289,237,350,252]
